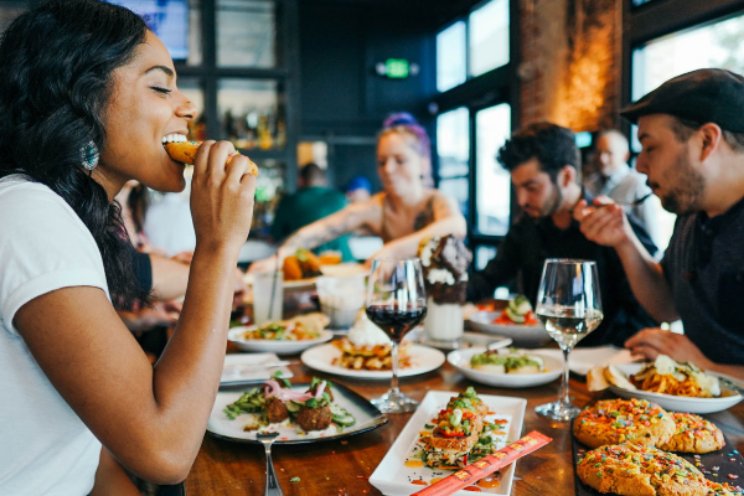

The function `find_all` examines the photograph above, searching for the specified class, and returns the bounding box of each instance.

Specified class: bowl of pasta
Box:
[593,355,742,413]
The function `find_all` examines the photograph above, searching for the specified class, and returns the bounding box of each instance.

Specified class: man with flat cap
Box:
[575,68,744,380]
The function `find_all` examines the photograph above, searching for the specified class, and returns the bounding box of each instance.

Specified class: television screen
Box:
[107,0,189,61]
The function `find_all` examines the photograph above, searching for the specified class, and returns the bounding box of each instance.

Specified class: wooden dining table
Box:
[185,351,744,495]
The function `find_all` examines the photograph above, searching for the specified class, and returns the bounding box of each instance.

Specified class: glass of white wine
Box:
[535,259,603,421]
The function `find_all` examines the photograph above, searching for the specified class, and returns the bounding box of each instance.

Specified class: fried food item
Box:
[295,404,333,432]
[420,388,490,468]
[295,248,322,277]
[657,413,725,454]
[573,398,675,448]
[164,141,259,175]
[577,443,708,496]
[331,338,411,371]
[265,396,289,423]
[282,256,304,280]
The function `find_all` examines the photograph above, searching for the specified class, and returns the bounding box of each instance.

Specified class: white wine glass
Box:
[535,259,603,421]
[365,258,427,413]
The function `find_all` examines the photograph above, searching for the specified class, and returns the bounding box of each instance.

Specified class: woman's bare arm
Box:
[16,142,255,484]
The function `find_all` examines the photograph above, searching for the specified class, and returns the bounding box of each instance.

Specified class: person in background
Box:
[584,129,665,249]
[345,175,372,204]
[271,162,352,261]
[468,122,658,348]
[575,68,744,379]
[0,1,257,494]
[250,112,466,271]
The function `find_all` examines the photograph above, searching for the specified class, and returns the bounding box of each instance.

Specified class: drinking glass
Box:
[365,258,427,413]
[535,259,603,421]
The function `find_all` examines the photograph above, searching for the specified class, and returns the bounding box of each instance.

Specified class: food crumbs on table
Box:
[289,476,301,483]
[411,479,427,486]
[463,486,482,492]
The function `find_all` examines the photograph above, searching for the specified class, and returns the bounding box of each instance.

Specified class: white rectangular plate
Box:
[369,391,526,495]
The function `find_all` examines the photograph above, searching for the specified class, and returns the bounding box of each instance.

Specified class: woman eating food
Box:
[250,112,466,271]
[0,0,257,493]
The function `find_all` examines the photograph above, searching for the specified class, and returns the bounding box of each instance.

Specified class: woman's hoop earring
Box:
[80,141,99,171]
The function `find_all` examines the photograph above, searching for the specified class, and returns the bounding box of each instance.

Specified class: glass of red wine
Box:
[365,258,427,413]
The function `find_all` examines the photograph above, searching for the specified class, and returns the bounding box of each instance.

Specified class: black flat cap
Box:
[620,68,744,132]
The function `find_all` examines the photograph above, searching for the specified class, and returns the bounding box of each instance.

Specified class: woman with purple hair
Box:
[253,112,466,267]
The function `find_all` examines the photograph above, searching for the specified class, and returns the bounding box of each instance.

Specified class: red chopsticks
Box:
[411,431,552,495]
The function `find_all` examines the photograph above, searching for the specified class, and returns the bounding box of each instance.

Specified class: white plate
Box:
[221,353,293,386]
[369,391,526,495]
[301,343,445,380]
[608,363,743,414]
[208,382,387,444]
[467,311,552,347]
[447,348,562,388]
[228,327,333,355]
[531,346,634,375]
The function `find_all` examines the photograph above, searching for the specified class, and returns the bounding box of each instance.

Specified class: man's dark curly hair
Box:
[0,0,149,307]
[497,122,581,182]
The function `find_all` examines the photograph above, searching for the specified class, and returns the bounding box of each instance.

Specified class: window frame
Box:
[431,0,519,257]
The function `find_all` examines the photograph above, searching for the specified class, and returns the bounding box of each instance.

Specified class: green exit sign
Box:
[385,58,410,79]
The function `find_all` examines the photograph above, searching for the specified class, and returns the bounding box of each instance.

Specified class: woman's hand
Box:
[189,141,256,254]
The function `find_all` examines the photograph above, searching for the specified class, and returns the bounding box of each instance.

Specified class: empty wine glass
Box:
[535,259,603,421]
[365,258,427,413]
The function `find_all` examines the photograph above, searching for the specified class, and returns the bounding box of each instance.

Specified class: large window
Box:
[435,0,510,93]
[475,104,511,236]
[436,21,466,92]
[436,108,470,218]
[469,0,509,77]
[632,12,744,100]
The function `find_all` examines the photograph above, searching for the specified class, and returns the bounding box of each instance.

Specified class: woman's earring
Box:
[80,141,99,171]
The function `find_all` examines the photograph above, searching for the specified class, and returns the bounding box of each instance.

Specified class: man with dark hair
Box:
[468,122,658,347]
[575,68,744,378]
[271,162,352,260]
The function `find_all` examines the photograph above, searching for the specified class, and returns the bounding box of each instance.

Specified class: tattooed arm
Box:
[280,201,373,254]
[372,191,466,260]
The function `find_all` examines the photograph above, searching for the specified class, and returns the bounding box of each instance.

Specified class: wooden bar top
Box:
[186,359,744,495]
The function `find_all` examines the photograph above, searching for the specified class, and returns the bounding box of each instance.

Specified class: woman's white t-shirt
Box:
[0,175,109,495]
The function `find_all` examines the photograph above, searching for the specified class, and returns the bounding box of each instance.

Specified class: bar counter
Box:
[186,358,744,495]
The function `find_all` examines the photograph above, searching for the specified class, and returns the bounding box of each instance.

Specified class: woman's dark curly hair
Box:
[497,121,581,182]
[0,0,149,307]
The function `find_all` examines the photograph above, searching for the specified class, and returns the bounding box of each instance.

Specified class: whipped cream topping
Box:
[347,313,391,347]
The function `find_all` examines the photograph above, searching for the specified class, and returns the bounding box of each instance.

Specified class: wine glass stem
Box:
[560,347,571,408]
[389,341,400,395]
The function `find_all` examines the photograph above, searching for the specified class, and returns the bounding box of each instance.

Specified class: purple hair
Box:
[379,112,431,159]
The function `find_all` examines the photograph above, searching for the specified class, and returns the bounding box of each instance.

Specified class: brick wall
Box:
[518,0,623,132]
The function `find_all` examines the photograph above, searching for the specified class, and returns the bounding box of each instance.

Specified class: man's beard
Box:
[659,153,704,215]
[542,183,563,217]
